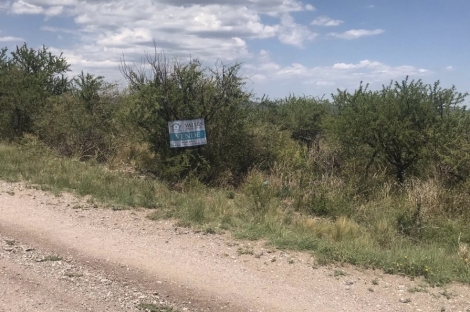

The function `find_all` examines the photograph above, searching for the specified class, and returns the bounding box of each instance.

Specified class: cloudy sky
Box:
[0,0,469,99]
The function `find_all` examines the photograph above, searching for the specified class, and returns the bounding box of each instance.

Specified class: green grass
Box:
[1,141,470,285]
[0,142,160,208]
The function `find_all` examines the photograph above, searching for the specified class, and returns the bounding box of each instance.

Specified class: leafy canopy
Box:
[331,78,468,183]
[0,43,70,138]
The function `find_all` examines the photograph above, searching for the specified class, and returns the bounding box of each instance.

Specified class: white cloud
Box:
[0,35,25,42]
[96,28,153,47]
[333,60,385,70]
[244,57,430,91]
[16,0,75,5]
[446,66,454,71]
[11,0,44,14]
[73,3,280,40]
[6,0,314,50]
[44,5,63,16]
[311,15,343,27]
[278,13,317,47]
[68,2,283,61]
[6,0,76,15]
[277,62,309,76]
[305,4,315,11]
[330,29,384,40]
[250,73,268,83]
[133,0,308,16]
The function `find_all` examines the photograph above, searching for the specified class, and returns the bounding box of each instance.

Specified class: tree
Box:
[0,48,10,136]
[0,43,70,138]
[37,71,120,161]
[71,71,106,113]
[331,78,468,184]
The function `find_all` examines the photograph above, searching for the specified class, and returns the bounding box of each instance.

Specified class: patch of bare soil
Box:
[1,181,470,312]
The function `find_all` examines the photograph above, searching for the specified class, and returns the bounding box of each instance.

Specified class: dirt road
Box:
[1,181,470,311]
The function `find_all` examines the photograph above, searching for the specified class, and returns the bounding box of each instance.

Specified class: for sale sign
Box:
[168,118,207,148]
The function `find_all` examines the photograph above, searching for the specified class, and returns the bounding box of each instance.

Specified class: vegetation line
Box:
[1,142,469,285]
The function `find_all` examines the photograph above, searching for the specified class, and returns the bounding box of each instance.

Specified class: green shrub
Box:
[330,78,468,184]
[120,54,273,186]
[0,44,69,139]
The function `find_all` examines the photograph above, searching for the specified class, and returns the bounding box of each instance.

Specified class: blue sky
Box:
[0,0,469,100]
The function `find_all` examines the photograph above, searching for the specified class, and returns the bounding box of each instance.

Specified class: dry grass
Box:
[2,142,470,285]
[458,234,470,268]
[109,143,155,172]
[405,178,440,222]
[332,216,361,242]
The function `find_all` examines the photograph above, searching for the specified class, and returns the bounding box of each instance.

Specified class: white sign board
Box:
[168,118,207,148]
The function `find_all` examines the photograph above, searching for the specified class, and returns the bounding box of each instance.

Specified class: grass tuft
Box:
[41,255,62,262]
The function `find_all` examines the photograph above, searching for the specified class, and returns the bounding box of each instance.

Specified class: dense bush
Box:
[330,78,468,184]
[120,53,276,185]
[0,44,69,139]
[36,72,121,161]
[257,95,330,147]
